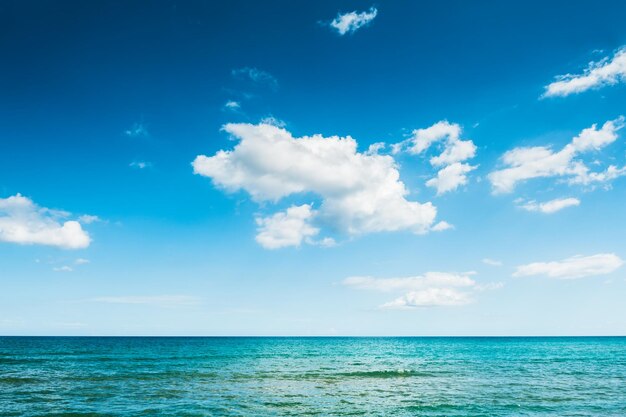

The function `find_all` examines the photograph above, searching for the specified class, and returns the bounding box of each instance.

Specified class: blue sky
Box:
[2,0,626,335]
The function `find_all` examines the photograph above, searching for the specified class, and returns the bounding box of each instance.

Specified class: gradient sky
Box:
[2,0,626,336]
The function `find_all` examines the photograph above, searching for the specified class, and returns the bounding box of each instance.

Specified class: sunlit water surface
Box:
[1,337,625,416]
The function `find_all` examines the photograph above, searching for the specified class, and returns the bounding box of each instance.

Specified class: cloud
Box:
[513,253,623,279]
[75,258,90,265]
[90,295,201,307]
[224,100,240,110]
[395,121,477,195]
[232,67,278,89]
[381,288,472,309]
[518,197,580,214]
[0,194,91,249]
[124,122,149,138]
[255,204,320,249]
[330,7,378,35]
[431,220,454,232]
[543,47,626,97]
[482,258,503,266]
[343,271,500,309]
[426,162,476,195]
[488,117,625,193]
[343,272,476,292]
[78,215,101,224]
[129,161,152,169]
[193,122,439,248]
[53,265,73,272]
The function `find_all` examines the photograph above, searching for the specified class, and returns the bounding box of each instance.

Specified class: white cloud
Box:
[488,117,625,193]
[259,116,286,128]
[330,7,378,35]
[343,271,500,309]
[129,161,151,169]
[482,258,503,266]
[426,162,476,195]
[518,197,580,214]
[232,67,278,89]
[381,288,472,309]
[90,295,201,307]
[431,220,454,232]
[255,204,320,249]
[53,265,73,272]
[78,215,101,224]
[513,253,623,279]
[396,121,477,195]
[75,258,90,265]
[193,122,439,248]
[343,272,476,292]
[224,100,240,110]
[0,194,91,249]
[543,47,626,97]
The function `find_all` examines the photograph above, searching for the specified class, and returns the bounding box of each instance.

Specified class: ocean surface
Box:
[1,337,625,416]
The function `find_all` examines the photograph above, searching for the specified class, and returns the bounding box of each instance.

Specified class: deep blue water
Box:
[1,337,625,416]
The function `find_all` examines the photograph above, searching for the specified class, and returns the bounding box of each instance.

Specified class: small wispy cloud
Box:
[129,161,152,169]
[74,258,90,265]
[224,100,241,110]
[232,67,278,89]
[53,265,73,272]
[543,47,626,98]
[78,214,101,224]
[124,122,149,138]
[432,221,454,232]
[513,253,623,279]
[517,197,580,214]
[482,258,503,267]
[330,7,378,35]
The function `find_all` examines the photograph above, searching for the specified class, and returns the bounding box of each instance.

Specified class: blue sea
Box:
[1,337,625,416]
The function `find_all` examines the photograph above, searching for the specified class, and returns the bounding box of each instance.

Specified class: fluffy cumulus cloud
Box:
[343,272,500,309]
[395,121,477,195]
[0,194,90,249]
[543,47,626,97]
[330,7,378,35]
[193,123,440,248]
[513,253,623,279]
[489,117,625,193]
[517,197,580,214]
[255,204,320,249]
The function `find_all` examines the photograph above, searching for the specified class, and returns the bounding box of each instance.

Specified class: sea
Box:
[1,336,625,416]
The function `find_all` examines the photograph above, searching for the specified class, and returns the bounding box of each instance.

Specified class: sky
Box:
[2,0,626,336]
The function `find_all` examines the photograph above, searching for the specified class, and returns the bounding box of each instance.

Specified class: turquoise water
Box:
[1,337,625,416]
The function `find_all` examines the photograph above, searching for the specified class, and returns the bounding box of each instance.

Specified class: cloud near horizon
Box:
[0,194,91,249]
[343,272,500,309]
[193,122,441,248]
[543,47,626,97]
[513,253,623,279]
